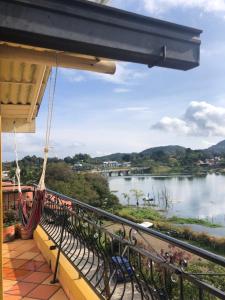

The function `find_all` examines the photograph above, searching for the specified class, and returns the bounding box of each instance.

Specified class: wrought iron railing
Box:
[40,188,225,300]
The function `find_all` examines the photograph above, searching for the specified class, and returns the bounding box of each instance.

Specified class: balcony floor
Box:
[3,239,68,300]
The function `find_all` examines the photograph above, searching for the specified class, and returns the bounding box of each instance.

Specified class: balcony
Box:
[3,188,225,299]
[3,239,68,299]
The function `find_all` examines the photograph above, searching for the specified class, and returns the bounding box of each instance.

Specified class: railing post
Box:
[51,208,66,284]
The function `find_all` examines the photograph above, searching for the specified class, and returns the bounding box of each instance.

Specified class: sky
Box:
[3,0,225,161]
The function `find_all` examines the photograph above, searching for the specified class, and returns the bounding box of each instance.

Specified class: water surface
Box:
[109,174,225,236]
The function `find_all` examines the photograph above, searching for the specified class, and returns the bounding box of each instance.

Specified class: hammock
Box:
[14,67,58,237]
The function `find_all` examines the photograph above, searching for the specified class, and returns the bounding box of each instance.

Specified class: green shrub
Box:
[3,210,17,227]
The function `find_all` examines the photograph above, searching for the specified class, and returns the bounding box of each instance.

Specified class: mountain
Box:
[95,140,225,162]
[95,152,137,162]
[140,145,186,157]
[95,145,186,161]
[205,140,225,155]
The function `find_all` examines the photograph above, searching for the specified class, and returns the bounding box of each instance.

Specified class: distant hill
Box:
[95,152,135,162]
[205,140,225,155]
[140,145,186,157]
[95,145,186,161]
[95,140,225,162]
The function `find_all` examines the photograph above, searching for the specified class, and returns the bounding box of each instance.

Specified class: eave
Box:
[0,0,202,71]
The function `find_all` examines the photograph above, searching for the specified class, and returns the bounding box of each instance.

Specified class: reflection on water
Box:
[109,174,225,231]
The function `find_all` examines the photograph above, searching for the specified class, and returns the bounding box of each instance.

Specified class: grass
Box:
[116,206,221,228]
[167,216,222,228]
[115,206,225,256]
[117,206,163,223]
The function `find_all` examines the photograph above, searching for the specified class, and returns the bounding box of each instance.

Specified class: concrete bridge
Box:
[93,167,151,177]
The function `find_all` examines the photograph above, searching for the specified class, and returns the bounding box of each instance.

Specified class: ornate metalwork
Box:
[40,188,225,300]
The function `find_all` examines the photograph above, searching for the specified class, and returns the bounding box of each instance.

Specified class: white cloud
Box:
[152,101,225,136]
[144,0,225,16]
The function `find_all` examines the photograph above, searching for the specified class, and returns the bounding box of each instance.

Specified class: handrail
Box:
[45,187,225,267]
[39,188,225,299]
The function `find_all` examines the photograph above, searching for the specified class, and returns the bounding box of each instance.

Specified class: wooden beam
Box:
[27,66,46,122]
[0,80,36,85]
[0,44,116,74]
[2,118,35,133]
[0,104,38,119]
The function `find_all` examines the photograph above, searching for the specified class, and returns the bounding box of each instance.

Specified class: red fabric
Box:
[18,190,46,235]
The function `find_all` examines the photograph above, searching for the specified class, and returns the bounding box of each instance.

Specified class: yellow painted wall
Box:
[34,226,101,300]
[0,115,3,300]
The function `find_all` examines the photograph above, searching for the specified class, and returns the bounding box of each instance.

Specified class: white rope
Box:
[13,123,21,193]
[38,66,58,190]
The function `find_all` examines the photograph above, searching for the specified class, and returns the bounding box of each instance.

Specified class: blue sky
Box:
[3,0,225,160]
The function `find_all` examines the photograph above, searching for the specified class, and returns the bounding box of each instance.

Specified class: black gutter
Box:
[0,0,202,70]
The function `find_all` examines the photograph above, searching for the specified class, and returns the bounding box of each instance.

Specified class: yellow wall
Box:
[34,226,101,300]
[0,115,3,300]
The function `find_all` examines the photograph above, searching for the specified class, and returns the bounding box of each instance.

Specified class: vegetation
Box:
[167,216,222,228]
[5,158,119,210]
[4,149,225,256]
[117,207,162,223]
[130,189,144,207]
[5,139,225,177]
[115,206,225,255]
[116,206,220,227]
[45,162,119,209]
[154,221,225,256]
[3,210,17,227]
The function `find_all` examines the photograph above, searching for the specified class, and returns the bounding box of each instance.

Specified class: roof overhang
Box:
[0,42,115,133]
[0,0,202,133]
[0,0,202,70]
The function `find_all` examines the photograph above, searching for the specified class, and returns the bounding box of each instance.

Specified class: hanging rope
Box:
[14,64,58,236]
[13,122,21,193]
[38,66,58,190]
[13,123,28,225]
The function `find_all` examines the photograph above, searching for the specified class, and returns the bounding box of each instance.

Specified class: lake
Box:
[109,174,225,237]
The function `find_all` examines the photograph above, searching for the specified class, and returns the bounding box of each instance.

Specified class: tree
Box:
[64,156,73,164]
[122,192,130,206]
[73,153,91,163]
[130,189,144,207]
[122,154,131,162]
[46,162,73,182]
[45,162,119,209]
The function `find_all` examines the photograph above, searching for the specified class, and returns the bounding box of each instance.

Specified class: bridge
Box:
[93,167,151,177]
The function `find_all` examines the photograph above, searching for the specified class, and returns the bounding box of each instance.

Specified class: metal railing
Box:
[40,188,225,300]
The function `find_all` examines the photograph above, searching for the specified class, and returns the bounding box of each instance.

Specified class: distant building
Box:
[122,162,131,167]
[2,170,10,180]
[74,163,83,168]
[103,161,120,168]
[197,156,222,167]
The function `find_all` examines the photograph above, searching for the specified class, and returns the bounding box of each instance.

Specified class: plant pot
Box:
[3,224,15,242]
[15,223,22,238]
[20,227,33,240]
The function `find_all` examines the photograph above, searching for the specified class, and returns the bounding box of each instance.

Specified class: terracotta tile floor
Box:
[3,239,69,300]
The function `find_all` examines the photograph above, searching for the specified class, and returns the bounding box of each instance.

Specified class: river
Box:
[108,174,225,237]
